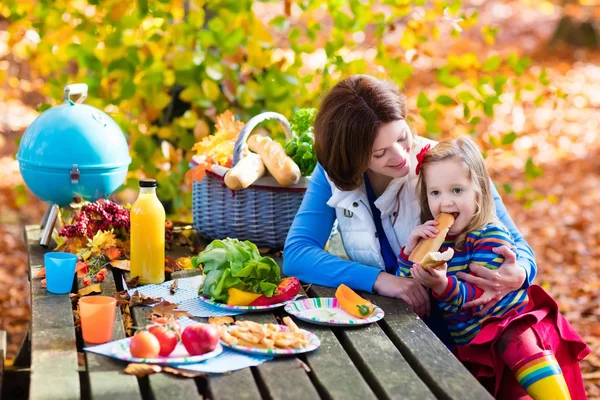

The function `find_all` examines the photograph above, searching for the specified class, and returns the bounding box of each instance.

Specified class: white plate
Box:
[221,325,320,357]
[284,297,384,326]
[84,337,223,365]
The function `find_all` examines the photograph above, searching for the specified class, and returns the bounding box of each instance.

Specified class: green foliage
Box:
[286,108,318,176]
[0,0,550,215]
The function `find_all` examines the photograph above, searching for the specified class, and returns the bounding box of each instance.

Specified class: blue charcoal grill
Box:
[17,84,131,246]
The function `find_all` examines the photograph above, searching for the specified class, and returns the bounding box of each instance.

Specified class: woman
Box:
[283,75,537,337]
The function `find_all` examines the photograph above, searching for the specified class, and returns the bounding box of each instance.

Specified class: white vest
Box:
[325,137,436,270]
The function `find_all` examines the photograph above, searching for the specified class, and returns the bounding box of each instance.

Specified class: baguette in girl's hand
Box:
[248,134,301,186]
[409,213,455,270]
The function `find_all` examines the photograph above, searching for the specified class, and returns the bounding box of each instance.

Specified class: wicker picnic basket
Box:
[192,112,309,249]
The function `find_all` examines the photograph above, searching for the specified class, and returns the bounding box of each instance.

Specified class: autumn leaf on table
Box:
[114,290,131,308]
[87,230,117,256]
[34,267,46,278]
[124,363,161,377]
[76,261,89,278]
[170,279,178,295]
[111,259,130,271]
[175,257,194,270]
[78,283,102,297]
[129,290,161,307]
[105,246,121,261]
[127,276,140,288]
[161,367,206,378]
[208,316,234,326]
[146,300,191,320]
[122,310,134,336]
[164,256,181,274]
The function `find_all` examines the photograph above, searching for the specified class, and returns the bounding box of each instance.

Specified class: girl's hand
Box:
[410,263,448,294]
[403,220,439,255]
[373,272,431,317]
[457,246,526,316]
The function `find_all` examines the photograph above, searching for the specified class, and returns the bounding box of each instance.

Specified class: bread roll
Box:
[409,213,455,266]
[247,134,301,186]
[224,152,265,190]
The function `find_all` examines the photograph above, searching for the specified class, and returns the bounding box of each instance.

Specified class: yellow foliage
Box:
[191,110,245,167]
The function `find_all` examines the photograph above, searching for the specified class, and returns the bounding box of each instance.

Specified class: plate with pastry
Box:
[217,317,320,356]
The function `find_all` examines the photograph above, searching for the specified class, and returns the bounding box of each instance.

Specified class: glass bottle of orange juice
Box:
[130,179,165,284]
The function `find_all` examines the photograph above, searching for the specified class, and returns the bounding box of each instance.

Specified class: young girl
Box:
[398,137,590,400]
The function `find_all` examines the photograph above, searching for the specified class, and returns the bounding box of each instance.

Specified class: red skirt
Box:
[455,285,590,400]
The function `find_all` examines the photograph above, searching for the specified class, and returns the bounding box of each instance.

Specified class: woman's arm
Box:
[283,164,381,293]
[490,182,537,286]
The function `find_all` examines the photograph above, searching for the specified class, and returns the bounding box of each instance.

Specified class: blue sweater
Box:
[283,164,537,293]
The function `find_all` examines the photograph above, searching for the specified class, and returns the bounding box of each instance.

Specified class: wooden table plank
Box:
[209,369,263,400]
[362,294,493,400]
[294,319,377,400]
[79,271,142,400]
[130,306,201,400]
[26,226,81,400]
[311,286,436,400]
[237,313,320,400]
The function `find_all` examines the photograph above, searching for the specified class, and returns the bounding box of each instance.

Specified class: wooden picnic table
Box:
[13,225,493,400]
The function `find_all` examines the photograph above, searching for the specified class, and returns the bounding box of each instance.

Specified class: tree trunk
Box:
[550,14,599,48]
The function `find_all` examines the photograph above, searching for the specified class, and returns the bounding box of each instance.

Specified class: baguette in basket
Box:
[224,152,265,190]
[248,134,301,187]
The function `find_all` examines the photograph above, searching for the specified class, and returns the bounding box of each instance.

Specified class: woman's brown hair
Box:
[416,136,498,249]
[314,75,407,191]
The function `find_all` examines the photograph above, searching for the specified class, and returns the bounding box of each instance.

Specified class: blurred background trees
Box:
[0,0,562,215]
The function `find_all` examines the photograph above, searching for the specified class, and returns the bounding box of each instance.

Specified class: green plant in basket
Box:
[286,108,318,177]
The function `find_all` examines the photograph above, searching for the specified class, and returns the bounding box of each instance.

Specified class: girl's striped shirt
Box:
[398,223,529,345]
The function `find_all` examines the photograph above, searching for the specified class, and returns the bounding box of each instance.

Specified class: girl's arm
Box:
[283,164,381,292]
[434,225,515,311]
[490,182,537,286]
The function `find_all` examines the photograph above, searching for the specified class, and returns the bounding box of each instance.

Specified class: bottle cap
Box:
[139,179,158,188]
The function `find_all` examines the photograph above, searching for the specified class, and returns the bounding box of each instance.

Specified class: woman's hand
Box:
[404,220,439,256]
[373,272,431,317]
[411,263,448,295]
[457,246,526,316]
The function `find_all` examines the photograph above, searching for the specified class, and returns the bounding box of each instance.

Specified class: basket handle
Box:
[232,112,293,167]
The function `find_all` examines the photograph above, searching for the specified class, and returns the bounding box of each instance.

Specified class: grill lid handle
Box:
[64,84,88,105]
[70,164,80,184]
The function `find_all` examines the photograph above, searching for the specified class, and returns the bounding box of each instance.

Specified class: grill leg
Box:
[39,204,59,248]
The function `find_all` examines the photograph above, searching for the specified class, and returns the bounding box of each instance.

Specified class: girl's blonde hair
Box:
[416,136,497,249]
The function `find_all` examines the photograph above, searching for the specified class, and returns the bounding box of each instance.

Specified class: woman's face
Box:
[369,120,412,179]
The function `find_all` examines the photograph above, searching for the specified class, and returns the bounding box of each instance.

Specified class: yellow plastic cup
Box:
[79,296,117,344]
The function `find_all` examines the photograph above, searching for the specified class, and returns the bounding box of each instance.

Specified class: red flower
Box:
[415,144,431,176]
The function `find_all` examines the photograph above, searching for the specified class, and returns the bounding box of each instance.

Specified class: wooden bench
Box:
[23,225,493,399]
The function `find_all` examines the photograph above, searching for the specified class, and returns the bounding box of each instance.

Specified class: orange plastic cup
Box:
[79,296,117,344]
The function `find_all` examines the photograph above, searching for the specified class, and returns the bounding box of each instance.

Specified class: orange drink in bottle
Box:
[130,179,165,284]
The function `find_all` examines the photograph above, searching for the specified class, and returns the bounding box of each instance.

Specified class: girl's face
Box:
[423,157,478,235]
[369,120,412,179]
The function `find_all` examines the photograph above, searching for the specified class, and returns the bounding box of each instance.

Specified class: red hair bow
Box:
[415,144,431,176]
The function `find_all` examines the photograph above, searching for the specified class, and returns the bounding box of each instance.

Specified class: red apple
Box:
[181,323,220,356]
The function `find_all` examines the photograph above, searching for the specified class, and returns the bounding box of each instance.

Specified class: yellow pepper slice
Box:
[335,284,374,318]
[227,288,263,306]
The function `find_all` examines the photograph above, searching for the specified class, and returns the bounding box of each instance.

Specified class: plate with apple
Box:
[84,317,223,365]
